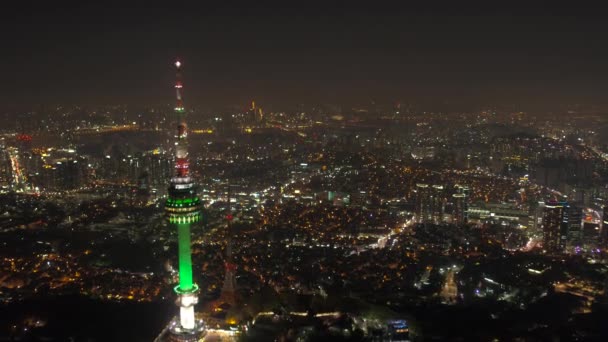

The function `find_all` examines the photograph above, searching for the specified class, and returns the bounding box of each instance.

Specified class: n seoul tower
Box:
[162,59,205,341]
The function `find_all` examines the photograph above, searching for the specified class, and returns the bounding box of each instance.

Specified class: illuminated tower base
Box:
[167,286,205,341]
[156,314,205,342]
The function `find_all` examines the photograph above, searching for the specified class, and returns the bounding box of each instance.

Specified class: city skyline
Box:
[3,3,608,341]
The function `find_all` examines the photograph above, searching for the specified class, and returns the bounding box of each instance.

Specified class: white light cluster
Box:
[179,292,198,307]
[180,306,195,330]
[175,184,193,190]
[171,176,192,184]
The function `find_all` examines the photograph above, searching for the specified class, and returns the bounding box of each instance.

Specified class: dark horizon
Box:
[2,3,608,110]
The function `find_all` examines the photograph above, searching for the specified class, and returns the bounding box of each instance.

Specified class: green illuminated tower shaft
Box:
[177,223,193,290]
[164,60,204,337]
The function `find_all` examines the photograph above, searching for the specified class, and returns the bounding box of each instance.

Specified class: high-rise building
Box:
[452,193,465,224]
[532,201,546,234]
[566,204,583,248]
[415,184,445,224]
[542,201,569,253]
[158,60,205,341]
[0,147,12,187]
[132,170,152,208]
[60,158,86,190]
[415,184,430,223]
[582,221,601,248]
[452,185,470,225]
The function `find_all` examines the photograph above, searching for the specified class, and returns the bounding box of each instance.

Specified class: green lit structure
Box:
[163,60,205,340]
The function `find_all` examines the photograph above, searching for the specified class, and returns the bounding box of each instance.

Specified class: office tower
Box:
[416,184,445,224]
[566,203,582,248]
[452,185,470,225]
[542,201,568,253]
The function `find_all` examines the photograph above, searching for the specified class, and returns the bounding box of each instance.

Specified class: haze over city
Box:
[2,3,608,109]
[2,2,608,342]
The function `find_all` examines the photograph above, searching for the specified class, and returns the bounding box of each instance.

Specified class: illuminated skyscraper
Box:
[452,185,470,225]
[566,204,582,248]
[452,193,466,224]
[160,60,205,341]
[415,184,445,224]
[542,201,568,253]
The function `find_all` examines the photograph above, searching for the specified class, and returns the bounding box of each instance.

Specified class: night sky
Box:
[2,3,608,109]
